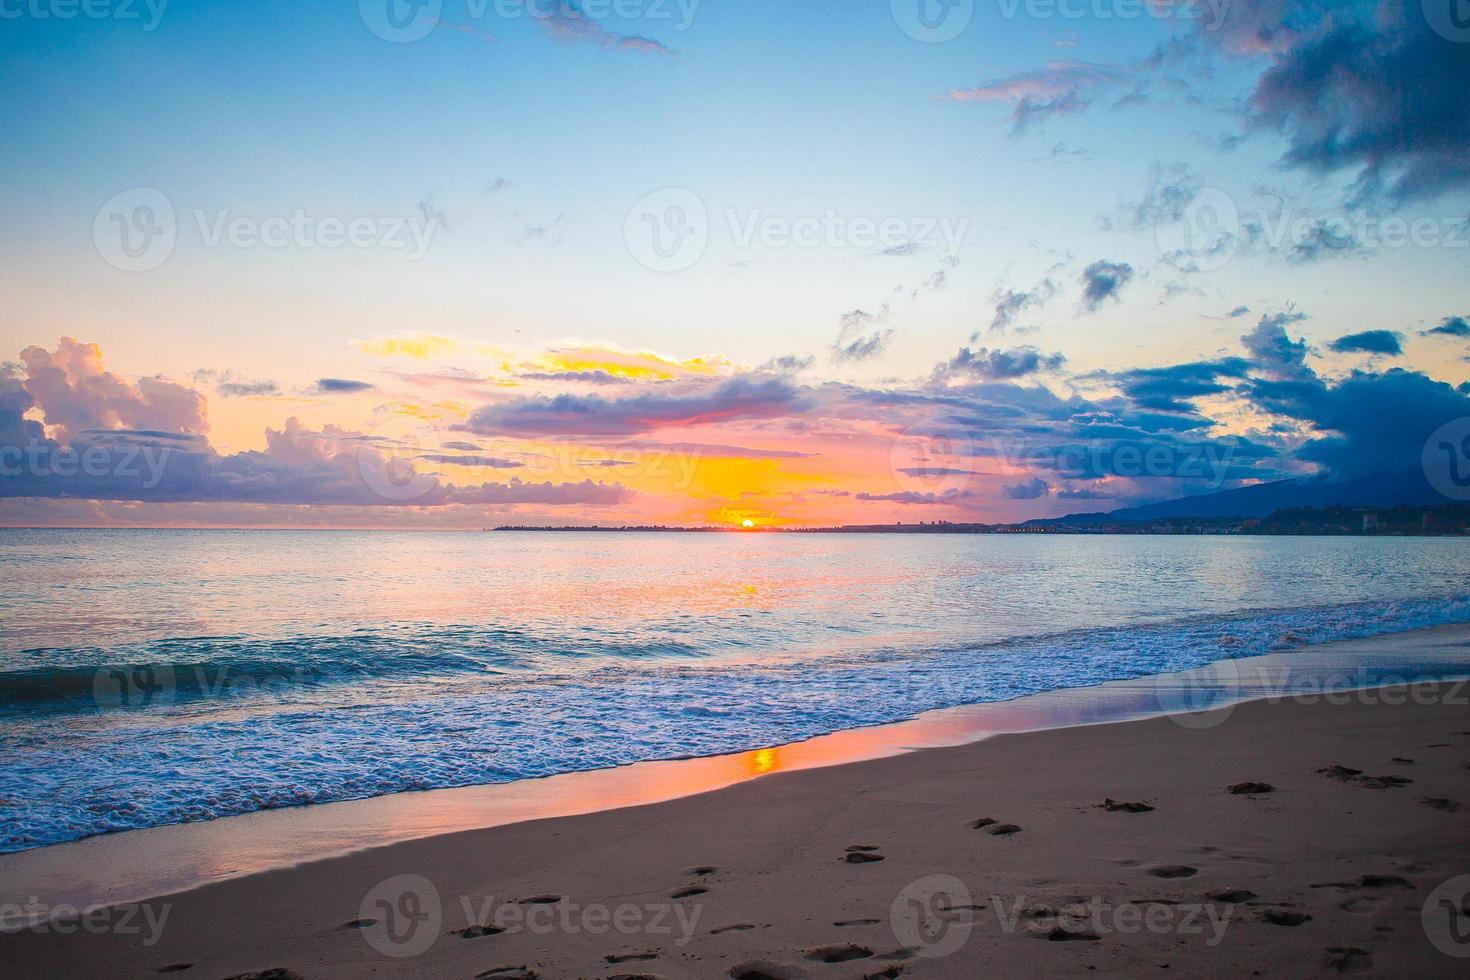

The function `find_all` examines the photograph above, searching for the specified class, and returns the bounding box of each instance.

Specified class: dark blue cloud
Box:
[1329,330,1403,356]
[1079,260,1134,312]
[1423,316,1469,338]
[314,378,376,394]
[933,347,1066,383]
[461,376,807,438]
[1247,6,1470,204]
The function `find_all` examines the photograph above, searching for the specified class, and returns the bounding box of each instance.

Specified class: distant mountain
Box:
[1047,471,1445,526]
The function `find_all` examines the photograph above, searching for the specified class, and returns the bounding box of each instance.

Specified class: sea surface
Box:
[2,529,1469,853]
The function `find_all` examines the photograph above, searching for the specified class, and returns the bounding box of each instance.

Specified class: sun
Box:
[742,519,755,529]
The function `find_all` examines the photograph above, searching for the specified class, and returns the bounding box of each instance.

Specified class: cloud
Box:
[1241,310,1312,379]
[988,275,1060,333]
[855,489,977,505]
[938,61,1130,132]
[1002,477,1051,500]
[833,329,894,362]
[314,378,376,394]
[460,375,807,438]
[1423,316,1469,338]
[1329,330,1403,356]
[532,3,672,55]
[1079,260,1134,312]
[19,337,207,443]
[933,347,1066,384]
[1099,358,1252,413]
[217,380,280,398]
[417,454,527,469]
[1245,7,1470,205]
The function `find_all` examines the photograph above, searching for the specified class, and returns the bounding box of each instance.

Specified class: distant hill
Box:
[1045,471,1446,526]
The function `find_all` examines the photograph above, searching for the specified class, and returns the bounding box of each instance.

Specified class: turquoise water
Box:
[2,529,1469,851]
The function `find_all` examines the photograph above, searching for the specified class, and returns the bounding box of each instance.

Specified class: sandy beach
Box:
[4,631,1470,979]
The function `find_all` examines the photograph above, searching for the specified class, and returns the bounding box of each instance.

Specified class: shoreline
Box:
[3,634,1469,976]
[4,623,1470,920]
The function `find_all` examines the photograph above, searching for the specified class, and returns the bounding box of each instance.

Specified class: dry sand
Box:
[5,676,1470,977]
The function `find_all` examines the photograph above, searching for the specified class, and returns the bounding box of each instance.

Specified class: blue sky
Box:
[1,1,1468,526]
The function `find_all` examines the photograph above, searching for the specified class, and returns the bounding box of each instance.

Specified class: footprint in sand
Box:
[710,924,759,935]
[475,968,538,980]
[1228,782,1275,795]
[688,866,718,876]
[339,918,375,930]
[1316,766,1413,789]
[605,951,659,963]
[729,961,800,980]
[845,845,885,863]
[1210,890,1257,904]
[1340,896,1387,914]
[1101,799,1155,813]
[1324,947,1373,974]
[1262,909,1311,927]
[1043,924,1101,942]
[863,968,904,980]
[222,972,304,980]
[1392,757,1414,764]
[155,965,193,973]
[671,886,708,899]
[835,918,883,927]
[1146,865,1198,879]
[972,819,1022,835]
[1420,797,1463,812]
[453,924,508,939]
[516,894,561,905]
[807,944,874,963]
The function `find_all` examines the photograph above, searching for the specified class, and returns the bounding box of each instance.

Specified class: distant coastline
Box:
[498,501,1470,536]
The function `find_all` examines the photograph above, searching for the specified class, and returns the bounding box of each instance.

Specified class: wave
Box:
[2,594,1470,852]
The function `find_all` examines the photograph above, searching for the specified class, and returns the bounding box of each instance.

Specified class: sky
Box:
[1,0,1468,528]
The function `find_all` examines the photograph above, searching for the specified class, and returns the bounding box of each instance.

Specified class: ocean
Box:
[2,528,1469,852]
